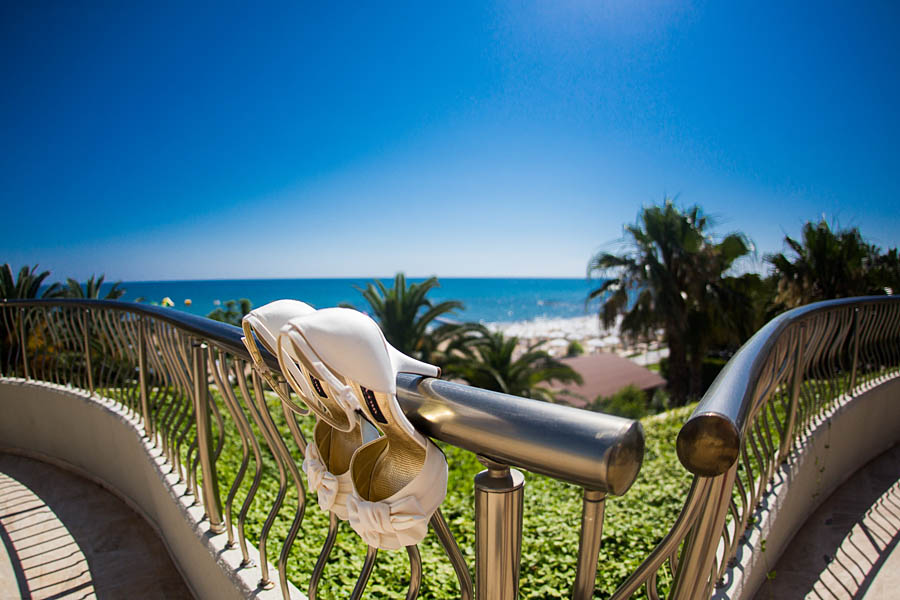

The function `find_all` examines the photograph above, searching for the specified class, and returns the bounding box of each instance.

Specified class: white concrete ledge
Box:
[715,375,900,600]
[0,378,303,600]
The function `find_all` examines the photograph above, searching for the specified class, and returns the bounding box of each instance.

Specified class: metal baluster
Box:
[609,477,712,600]
[243,370,287,589]
[308,513,340,600]
[19,307,29,380]
[155,327,183,465]
[208,349,251,557]
[62,308,81,387]
[405,545,422,600]
[42,307,61,384]
[849,306,861,392]
[232,360,265,567]
[430,509,474,600]
[1,306,12,377]
[778,323,806,462]
[191,341,224,533]
[669,466,737,600]
[139,316,151,435]
[250,372,306,600]
[172,335,198,485]
[349,547,379,600]
[279,381,308,454]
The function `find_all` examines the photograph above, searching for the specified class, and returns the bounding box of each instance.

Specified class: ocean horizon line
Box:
[114,275,594,284]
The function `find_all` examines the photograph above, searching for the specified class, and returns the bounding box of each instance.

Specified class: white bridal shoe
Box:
[279,307,448,550]
[241,299,316,415]
[242,300,374,521]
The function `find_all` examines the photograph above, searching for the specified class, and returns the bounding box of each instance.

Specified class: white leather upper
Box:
[243,299,315,355]
[287,308,399,393]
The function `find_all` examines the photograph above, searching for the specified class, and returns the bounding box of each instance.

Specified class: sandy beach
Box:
[485,314,643,356]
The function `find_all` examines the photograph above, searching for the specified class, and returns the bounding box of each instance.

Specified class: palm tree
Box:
[682,231,754,395]
[588,201,750,404]
[0,264,62,299]
[767,220,879,308]
[441,325,582,402]
[0,264,63,374]
[352,273,464,362]
[62,274,125,300]
[709,273,779,352]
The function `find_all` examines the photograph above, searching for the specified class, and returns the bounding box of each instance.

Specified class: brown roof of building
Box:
[551,353,666,408]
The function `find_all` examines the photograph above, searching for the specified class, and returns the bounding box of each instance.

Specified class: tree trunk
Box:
[666,331,689,406]
[688,347,705,399]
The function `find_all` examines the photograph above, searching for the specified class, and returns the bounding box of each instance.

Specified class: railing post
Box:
[138,317,151,438]
[779,323,805,463]
[192,340,224,533]
[474,456,524,600]
[82,309,93,396]
[19,307,30,380]
[572,489,606,600]
[849,307,860,393]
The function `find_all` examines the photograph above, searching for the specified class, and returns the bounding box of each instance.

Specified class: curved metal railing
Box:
[0,298,644,599]
[611,295,900,599]
[8,296,893,599]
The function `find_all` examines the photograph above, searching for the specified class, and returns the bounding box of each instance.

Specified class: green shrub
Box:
[565,340,585,357]
[591,384,649,419]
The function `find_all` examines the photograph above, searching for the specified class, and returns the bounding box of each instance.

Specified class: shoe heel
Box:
[387,346,441,378]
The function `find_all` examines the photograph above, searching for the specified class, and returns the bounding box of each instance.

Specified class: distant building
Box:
[551,353,666,407]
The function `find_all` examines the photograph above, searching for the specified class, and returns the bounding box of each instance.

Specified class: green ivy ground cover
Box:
[205,392,697,599]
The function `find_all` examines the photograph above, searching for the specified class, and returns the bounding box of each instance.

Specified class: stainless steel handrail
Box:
[1,298,643,492]
[398,374,643,494]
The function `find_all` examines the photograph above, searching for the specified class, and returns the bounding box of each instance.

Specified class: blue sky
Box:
[2,1,898,280]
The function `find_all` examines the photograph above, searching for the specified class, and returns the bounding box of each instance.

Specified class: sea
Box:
[105,278,604,324]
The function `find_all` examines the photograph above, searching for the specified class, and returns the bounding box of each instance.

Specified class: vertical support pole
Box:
[19,307,30,380]
[849,307,860,393]
[572,489,606,600]
[82,309,94,396]
[779,323,805,463]
[138,317,151,439]
[474,456,524,600]
[192,340,224,534]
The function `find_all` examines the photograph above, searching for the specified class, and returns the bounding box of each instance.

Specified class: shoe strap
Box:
[278,328,362,425]
[241,321,310,415]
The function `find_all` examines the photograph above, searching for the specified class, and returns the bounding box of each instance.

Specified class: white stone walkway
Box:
[754,444,900,600]
[0,453,192,599]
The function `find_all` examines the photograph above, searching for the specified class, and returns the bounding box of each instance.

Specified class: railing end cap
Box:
[676,411,740,477]
[605,419,645,495]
